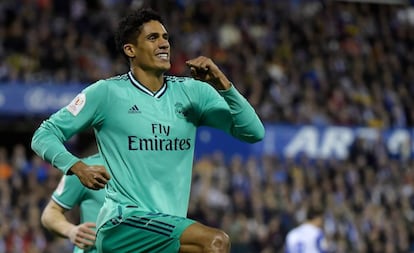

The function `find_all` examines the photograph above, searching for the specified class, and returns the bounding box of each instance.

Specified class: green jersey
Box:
[52,154,105,253]
[32,72,264,229]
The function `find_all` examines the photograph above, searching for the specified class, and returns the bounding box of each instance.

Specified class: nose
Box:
[159,38,169,49]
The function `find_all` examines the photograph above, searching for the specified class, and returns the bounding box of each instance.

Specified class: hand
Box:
[186,56,231,90]
[70,161,110,190]
[68,222,96,249]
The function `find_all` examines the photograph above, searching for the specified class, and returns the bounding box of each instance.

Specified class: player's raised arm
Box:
[186,56,265,143]
[186,56,232,91]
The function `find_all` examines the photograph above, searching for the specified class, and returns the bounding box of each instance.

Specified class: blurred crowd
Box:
[1,0,414,127]
[1,0,414,252]
[2,137,414,253]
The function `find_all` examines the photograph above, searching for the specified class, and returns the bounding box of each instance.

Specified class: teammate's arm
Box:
[41,199,96,249]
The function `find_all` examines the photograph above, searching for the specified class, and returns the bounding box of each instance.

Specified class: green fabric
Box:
[52,154,106,253]
[31,72,264,234]
[96,208,195,253]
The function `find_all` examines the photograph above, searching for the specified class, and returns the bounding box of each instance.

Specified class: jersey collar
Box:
[128,71,167,98]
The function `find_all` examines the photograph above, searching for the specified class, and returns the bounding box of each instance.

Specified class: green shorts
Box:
[96,209,195,253]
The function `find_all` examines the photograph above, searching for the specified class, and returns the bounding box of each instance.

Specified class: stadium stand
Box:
[1,0,414,252]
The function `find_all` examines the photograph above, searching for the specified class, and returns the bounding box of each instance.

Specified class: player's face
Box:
[134,20,171,73]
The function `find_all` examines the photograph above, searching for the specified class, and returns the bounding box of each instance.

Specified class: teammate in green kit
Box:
[41,154,105,253]
[31,7,264,253]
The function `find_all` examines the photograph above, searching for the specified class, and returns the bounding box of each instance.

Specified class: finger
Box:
[186,56,207,65]
[83,222,97,229]
[186,60,208,71]
[189,67,197,76]
[81,232,96,241]
[97,168,111,180]
[85,180,104,190]
[80,226,97,235]
[75,233,95,246]
[189,66,209,77]
[76,239,94,249]
[92,182,106,190]
[95,175,108,184]
[76,242,86,249]
[186,59,204,69]
[185,59,198,67]
[76,233,96,242]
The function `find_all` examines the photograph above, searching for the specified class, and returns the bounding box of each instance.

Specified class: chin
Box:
[160,63,171,71]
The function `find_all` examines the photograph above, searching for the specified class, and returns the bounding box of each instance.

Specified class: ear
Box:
[123,44,135,58]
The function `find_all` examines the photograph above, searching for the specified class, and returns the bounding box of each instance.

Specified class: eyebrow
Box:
[145,32,168,38]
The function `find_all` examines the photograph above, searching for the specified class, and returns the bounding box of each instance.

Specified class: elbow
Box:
[243,125,265,143]
[30,137,37,155]
[40,201,55,230]
[253,122,266,142]
[31,129,41,155]
[256,125,266,142]
[40,211,49,229]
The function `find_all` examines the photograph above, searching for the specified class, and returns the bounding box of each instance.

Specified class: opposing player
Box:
[31,7,265,253]
[284,206,329,253]
[41,153,105,253]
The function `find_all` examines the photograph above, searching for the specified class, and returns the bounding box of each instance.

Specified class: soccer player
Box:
[31,7,265,253]
[284,206,329,253]
[41,153,105,253]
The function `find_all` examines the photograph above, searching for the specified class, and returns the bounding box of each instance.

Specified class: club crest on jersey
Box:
[66,93,86,116]
[175,102,187,119]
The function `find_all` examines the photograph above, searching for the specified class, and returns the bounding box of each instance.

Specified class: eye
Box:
[148,35,157,41]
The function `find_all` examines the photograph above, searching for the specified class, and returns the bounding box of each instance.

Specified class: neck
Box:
[131,67,164,92]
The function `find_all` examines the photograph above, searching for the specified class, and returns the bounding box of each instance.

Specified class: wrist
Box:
[64,224,77,239]
[212,76,232,91]
[69,161,85,175]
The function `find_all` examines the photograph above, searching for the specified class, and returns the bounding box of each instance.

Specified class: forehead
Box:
[140,20,168,36]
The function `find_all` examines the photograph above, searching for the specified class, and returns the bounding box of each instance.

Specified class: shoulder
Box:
[286,224,307,240]
[165,75,205,88]
[54,175,84,196]
[84,73,130,91]
[105,73,130,82]
[165,75,217,97]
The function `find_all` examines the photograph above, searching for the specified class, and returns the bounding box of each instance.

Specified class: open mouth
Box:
[156,53,169,60]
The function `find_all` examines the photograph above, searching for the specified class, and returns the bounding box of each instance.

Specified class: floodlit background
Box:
[1,0,414,252]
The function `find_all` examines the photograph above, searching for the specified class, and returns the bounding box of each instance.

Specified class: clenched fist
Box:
[186,56,232,90]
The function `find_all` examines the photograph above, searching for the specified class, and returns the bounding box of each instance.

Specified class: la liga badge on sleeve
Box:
[66,93,86,116]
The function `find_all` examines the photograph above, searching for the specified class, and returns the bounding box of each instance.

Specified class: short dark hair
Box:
[115,8,164,56]
[306,205,324,220]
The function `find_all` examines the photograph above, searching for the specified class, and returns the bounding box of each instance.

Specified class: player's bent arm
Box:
[41,200,96,249]
[219,86,265,142]
[200,84,265,143]
[31,121,80,175]
[32,124,110,190]
[186,56,265,143]
[69,161,110,190]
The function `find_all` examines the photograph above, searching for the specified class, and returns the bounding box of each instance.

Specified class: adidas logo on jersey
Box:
[128,105,141,113]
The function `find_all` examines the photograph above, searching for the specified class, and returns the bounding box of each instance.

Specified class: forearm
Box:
[211,73,232,91]
[219,86,265,143]
[41,202,74,238]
